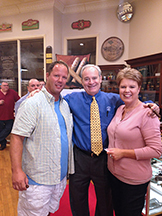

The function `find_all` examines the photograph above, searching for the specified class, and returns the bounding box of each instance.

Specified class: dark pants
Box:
[108,170,149,216]
[0,119,14,147]
[69,145,113,216]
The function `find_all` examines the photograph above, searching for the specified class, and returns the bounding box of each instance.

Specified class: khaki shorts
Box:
[17,177,67,216]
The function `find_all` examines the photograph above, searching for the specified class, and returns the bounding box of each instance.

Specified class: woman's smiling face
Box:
[119,78,141,106]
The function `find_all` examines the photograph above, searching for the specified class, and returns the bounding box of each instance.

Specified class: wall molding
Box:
[0,0,135,17]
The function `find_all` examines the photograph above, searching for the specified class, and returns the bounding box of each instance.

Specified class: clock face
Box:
[101,37,124,61]
[117,2,133,22]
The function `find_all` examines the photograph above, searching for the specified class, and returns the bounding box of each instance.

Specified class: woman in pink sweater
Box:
[107,67,162,216]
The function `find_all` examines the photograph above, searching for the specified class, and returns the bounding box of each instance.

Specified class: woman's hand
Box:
[106,148,136,160]
[106,148,123,160]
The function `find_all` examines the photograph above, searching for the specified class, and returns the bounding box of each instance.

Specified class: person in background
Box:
[39,80,46,89]
[14,78,40,116]
[106,67,162,216]
[9,61,74,216]
[64,64,159,216]
[0,82,20,150]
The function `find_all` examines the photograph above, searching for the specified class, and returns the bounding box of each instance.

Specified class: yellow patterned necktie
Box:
[90,96,103,156]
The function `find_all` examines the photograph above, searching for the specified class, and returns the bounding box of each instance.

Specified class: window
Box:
[0,38,44,96]
[67,37,96,64]
[21,39,44,95]
[0,41,18,91]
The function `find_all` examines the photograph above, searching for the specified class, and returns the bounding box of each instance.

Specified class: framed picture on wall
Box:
[56,54,90,89]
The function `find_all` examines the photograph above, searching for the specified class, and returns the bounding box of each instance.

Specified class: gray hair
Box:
[80,64,102,77]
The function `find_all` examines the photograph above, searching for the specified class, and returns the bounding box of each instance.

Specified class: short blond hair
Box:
[116,67,143,87]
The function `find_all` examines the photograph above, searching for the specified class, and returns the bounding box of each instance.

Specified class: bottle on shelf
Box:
[142,81,147,90]
[147,81,151,91]
[150,84,154,91]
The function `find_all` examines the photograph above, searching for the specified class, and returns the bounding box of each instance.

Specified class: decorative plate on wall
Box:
[101,37,124,61]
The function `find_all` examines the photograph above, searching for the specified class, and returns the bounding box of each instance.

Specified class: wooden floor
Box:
[1,143,162,216]
[0,144,18,216]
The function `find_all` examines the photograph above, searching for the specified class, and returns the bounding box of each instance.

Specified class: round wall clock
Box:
[117,2,134,23]
[101,37,124,61]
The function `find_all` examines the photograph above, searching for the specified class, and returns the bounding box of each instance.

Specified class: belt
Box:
[75,145,105,157]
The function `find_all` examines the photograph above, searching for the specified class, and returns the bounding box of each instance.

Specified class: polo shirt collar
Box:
[41,86,63,103]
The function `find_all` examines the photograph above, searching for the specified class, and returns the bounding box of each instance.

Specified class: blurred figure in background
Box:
[0,82,20,150]
[15,78,40,116]
[39,80,46,89]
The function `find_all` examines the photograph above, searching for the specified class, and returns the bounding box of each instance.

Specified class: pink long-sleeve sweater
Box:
[107,103,162,185]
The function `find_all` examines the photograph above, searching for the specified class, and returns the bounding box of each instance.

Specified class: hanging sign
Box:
[0,23,12,32]
[46,46,53,71]
[71,20,91,30]
[22,19,39,31]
